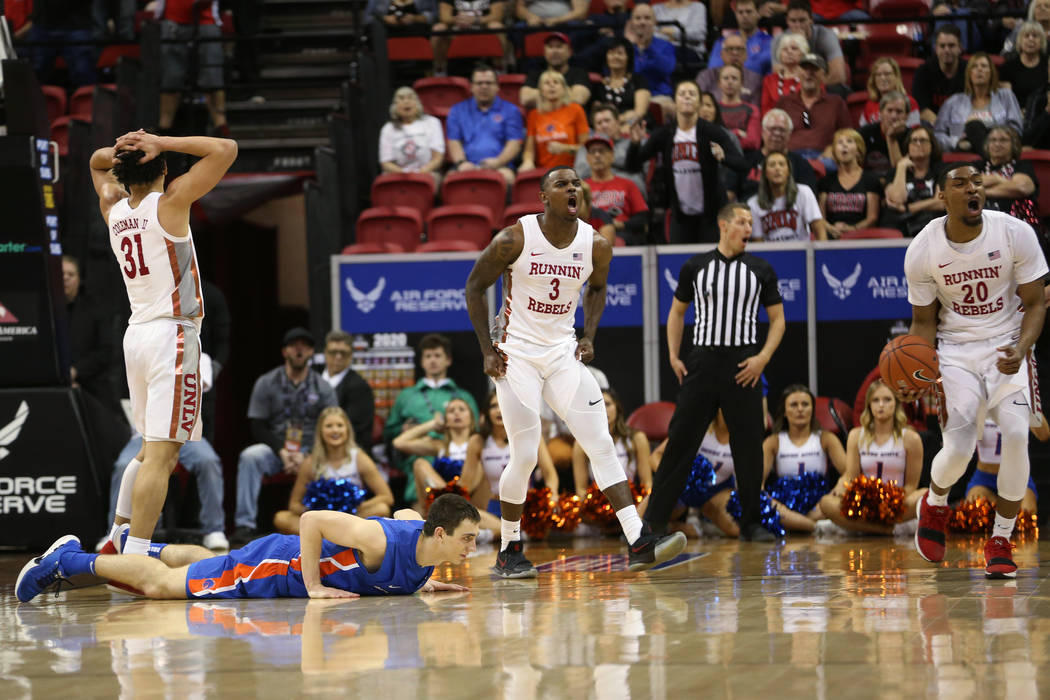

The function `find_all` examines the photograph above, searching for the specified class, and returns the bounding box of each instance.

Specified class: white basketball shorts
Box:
[938,336,1038,427]
[124,319,203,443]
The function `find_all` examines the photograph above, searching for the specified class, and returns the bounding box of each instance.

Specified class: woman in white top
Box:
[965,416,1049,513]
[378,86,445,186]
[763,384,846,532]
[393,396,476,511]
[819,379,924,534]
[274,407,394,534]
[747,151,826,241]
[462,391,559,517]
[574,388,652,499]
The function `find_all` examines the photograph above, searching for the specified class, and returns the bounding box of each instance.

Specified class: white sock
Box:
[114,458,142,520]
[993,513,1016,540]
[123,535,151,556]
[500,518,520,551]
[616,505,643,545]
[927,490,949,507]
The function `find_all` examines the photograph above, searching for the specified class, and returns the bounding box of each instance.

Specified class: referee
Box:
[645,202,786,542]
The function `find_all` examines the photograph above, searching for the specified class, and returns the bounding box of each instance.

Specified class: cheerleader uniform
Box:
[316,449,363,486]
[768,431,830,514]
[303,448,370,513]
[432,439,470,482]
[966,420,1038,497]
[482,436,512,515]
[685,430,736,507]
[858,431,907,487]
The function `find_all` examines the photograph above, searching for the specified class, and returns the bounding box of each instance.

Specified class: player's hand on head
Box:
[996,344,1023,375]
[575,337,595,364]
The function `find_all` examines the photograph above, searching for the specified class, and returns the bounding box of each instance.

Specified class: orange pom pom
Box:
[551,493,582,533]
[580,482,617,525]
[521,487,555,540]
[425,476,468,507]
[840,475,904,525]
[949,498,994,533]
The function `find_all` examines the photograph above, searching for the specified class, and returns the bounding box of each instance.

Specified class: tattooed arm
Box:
[465,224,525,378]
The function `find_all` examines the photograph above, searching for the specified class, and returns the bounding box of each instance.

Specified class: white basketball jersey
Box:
[976,419,1002,464]
[775,431,827,477]
[108,192,204,326]
[317,448,362,486]
[481,435,512,492]
[614,437,637,483]
[858,432,907,486]
[905,211,1047,344]
[495,215,594,347]
[698,430,734,486]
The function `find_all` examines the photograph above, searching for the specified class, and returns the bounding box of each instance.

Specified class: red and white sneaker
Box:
[915,491,951,563]
[984,536,1017,579]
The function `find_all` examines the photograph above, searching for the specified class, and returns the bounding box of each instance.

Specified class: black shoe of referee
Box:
[739,523,776,542]
[627,525,687,572]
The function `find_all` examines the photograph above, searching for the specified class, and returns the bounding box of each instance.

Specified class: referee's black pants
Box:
[646,345,765,532]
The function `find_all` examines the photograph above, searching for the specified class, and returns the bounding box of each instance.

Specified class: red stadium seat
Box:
[868,0,931,18]
[356,206,423,251]
[50,115,86,156]
[447,34,504,60]
[815,396,853,439]
[807,158,826,179]
[426,204,494,247]
[524,32,555,58]
[388,37,434,62]
[412,77,470,118]
[839,228,903,239]
[501,201,544,228]
[41,85,67,122]
[1024,150,1050,216]
[96,44,139,69]
[340,242,406,254]
[370,172,436,218]
[858,24,922,65]
[441,170,506,226]
[942,152,981,163]
[893,56,924,93]
[846,91,867,127]
[69,85,97,119]
[417,239,482,252]
[626,401,676,444]
[498,73,526,108]
[512,168,545,204]
[614,236,627,247]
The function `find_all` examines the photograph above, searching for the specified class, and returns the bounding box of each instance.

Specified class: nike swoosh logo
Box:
[531,251,543,256]
[1013,400,1029,406]
[631,543,647,553]
[938,262,954,268]
[588,398,602,406]
[913,369,936,382]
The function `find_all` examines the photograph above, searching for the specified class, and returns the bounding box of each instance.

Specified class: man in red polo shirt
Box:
[583,135,649,245]
[774,53,850,163]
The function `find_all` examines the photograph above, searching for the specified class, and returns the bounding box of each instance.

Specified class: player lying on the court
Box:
[905,163,1048,578]
[16,494,477,603]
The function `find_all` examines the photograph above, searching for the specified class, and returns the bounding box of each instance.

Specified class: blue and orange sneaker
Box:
[15,535,82,603]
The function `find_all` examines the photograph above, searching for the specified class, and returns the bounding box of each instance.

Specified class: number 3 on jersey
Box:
[549,278,560,300]
[120,233,151,279]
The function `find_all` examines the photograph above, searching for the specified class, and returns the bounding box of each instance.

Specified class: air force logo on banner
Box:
[0,401,28,461]
[821,263,862,300]
[346,277,386,313]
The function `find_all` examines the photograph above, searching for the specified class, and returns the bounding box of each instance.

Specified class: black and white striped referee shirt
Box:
[674,250,782,347]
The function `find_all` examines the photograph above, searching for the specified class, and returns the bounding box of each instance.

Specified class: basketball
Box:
[879,335,940,397]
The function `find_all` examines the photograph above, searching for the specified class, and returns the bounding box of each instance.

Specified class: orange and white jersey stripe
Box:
[108,191,204,327]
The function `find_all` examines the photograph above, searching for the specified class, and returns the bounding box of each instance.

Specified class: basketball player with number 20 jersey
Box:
[89,131,237,561]
[905,163,1047,578]
[466,167,686,578]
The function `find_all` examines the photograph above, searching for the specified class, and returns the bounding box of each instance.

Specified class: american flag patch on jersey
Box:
[989,250,1001,260]
[572,252,582,260]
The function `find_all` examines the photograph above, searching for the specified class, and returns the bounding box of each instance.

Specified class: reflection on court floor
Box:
[1,536,1048,699]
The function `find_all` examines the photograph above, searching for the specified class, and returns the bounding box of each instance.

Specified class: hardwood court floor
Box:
[1,534,1048,699]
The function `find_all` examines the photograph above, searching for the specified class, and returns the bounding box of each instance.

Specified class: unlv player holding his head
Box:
[465,167,686,577]
[89,131,237,558]
[905,163,1047,578]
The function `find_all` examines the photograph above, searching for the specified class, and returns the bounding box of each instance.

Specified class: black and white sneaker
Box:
[492,541,538,579]
[627,527,687,572]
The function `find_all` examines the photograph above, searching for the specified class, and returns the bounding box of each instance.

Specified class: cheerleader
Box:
[694,410,740,537]
[964,416,1048,513]
[274,407,394,534]
[462,391,560,517]
[573,388,652,499]
[819,379,925,534]
[762,384,846,532]
[392,396,475,511]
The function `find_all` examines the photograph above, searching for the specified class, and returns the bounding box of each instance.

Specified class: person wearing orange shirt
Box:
[521,71,589,171]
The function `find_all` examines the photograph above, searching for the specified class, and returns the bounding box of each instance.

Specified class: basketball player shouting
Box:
[905,163,1047,578]
[465,167,687,577]
[89,130,237,558]
[16,494,475,602]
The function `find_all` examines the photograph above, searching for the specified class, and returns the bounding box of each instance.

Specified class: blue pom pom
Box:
[679,455,721,507]
[767,473,830,515]
[303,479,367,514]
[433,457,464,482]
[727,490,785,538]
